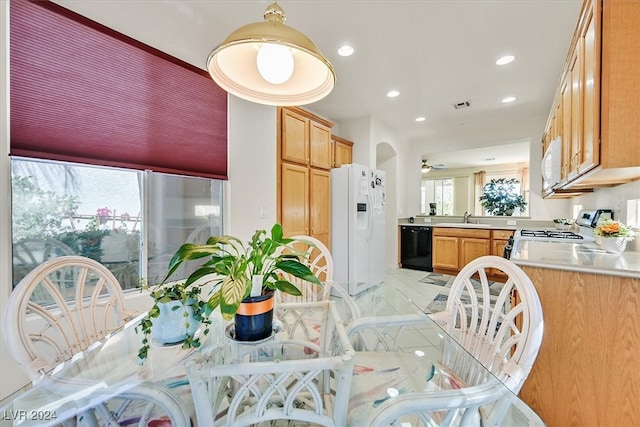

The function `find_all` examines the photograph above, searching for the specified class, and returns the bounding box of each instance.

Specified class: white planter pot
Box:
[600,237,628,254]
[151,300,200,345]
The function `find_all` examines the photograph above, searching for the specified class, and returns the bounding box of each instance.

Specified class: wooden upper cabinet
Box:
[543,0,640,195]
[580,3,599,175]
[332,135,354,168]
[568,43,583,180]
[309,121,332,170]
[280,107,332,170]
[560,76,572,181]
[281,108,309,165]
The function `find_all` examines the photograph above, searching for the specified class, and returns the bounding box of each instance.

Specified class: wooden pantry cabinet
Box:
[542,0,640,196]
[278,107,333,247]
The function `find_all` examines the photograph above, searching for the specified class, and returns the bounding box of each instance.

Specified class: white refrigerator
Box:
[331,164,386,295]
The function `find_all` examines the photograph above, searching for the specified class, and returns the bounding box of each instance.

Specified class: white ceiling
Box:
[53,0,583,169]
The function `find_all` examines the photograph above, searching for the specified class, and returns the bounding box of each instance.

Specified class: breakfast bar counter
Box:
[511,239,640,279]
[509,238,640,426]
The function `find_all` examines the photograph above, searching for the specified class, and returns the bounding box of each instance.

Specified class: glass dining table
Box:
[0,283,545,426]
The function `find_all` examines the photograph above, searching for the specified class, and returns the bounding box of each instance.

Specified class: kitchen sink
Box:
[434,223,492,228]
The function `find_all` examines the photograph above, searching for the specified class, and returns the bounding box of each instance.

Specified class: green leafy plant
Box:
[166,223,321,320]
[137,223,321,359]
[137,281,211,361]
[479,178,527,216]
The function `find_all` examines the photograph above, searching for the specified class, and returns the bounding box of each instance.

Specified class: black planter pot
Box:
[233,291,274,341]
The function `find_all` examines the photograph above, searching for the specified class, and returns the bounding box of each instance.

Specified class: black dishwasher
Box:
[400,226,433,271]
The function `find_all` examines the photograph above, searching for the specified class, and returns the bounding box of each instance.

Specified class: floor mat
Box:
[421,273,503,314]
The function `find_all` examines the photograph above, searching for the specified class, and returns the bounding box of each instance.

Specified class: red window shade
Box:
[10,0,228,180]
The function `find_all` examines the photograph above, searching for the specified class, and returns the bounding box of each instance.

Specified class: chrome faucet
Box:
[463,211,472,223]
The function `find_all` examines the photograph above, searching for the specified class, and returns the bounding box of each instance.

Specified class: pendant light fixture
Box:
[206,1,336,106]
[421,160,433,174]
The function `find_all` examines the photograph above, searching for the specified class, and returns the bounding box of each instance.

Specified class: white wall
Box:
[225,96,278,241]
[335,116,372,167]
[572,180,640,251]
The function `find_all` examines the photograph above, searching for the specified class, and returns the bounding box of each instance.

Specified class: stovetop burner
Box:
[519,230,584,240]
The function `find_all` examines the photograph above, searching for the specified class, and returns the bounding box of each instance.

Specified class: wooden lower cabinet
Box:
[432,236,459,270]
[490,229,514,277]
[432,228,490,274]
[519,266,640,426]
[461,238,490,267]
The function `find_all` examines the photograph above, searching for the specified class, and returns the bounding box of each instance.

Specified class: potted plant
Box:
[479,178,527,216]
[140,223,321,353]
[137,281,211,360]
[594,219,635,254]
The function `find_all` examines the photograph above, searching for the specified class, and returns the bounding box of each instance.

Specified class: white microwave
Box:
[541,137,561,190]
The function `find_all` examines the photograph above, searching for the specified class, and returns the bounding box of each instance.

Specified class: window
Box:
[421,178,454,215]
[628,199,640,228]
[480,170,529,216]
[11,158,223,295]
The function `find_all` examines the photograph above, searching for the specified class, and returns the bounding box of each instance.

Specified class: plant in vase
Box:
[594,219,635,254]
[143,223,321,351]
[479,178,527,216]
[137,281,210,360]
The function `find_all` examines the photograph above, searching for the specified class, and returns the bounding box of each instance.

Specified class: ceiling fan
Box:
[421,160,445,173]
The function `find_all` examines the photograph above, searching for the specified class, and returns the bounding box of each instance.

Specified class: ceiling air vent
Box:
[452,100,471,110]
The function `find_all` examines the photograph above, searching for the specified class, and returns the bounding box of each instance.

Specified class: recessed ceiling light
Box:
[387,90,400,98]
[415,116,426,122]
[496,55,515,65]
[502,96,516,103]
[338,45,354,57]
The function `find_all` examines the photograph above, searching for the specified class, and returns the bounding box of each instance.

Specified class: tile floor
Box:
[382,267,446,312]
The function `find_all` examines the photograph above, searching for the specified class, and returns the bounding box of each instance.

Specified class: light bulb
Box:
[256,43,294,84]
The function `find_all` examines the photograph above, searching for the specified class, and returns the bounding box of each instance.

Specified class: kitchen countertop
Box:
[510,239,640,279]
[398,217,554,230]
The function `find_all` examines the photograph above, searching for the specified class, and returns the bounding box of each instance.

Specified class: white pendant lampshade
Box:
[207,1,336,106]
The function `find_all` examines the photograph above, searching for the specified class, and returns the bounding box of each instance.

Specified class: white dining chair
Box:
[12,237,75,286]
[186,301,356,427]
[344,255,544,426]
[431,255,544,394]
[4,255,191,426]
[275,235,360,324]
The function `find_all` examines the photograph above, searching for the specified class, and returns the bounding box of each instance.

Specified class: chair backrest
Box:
[4,256,132,379]
[439,255,543,394]
[275,235,333,304]
[12,237,76,286]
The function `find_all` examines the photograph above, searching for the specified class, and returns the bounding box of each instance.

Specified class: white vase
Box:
[600,237,628,254]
